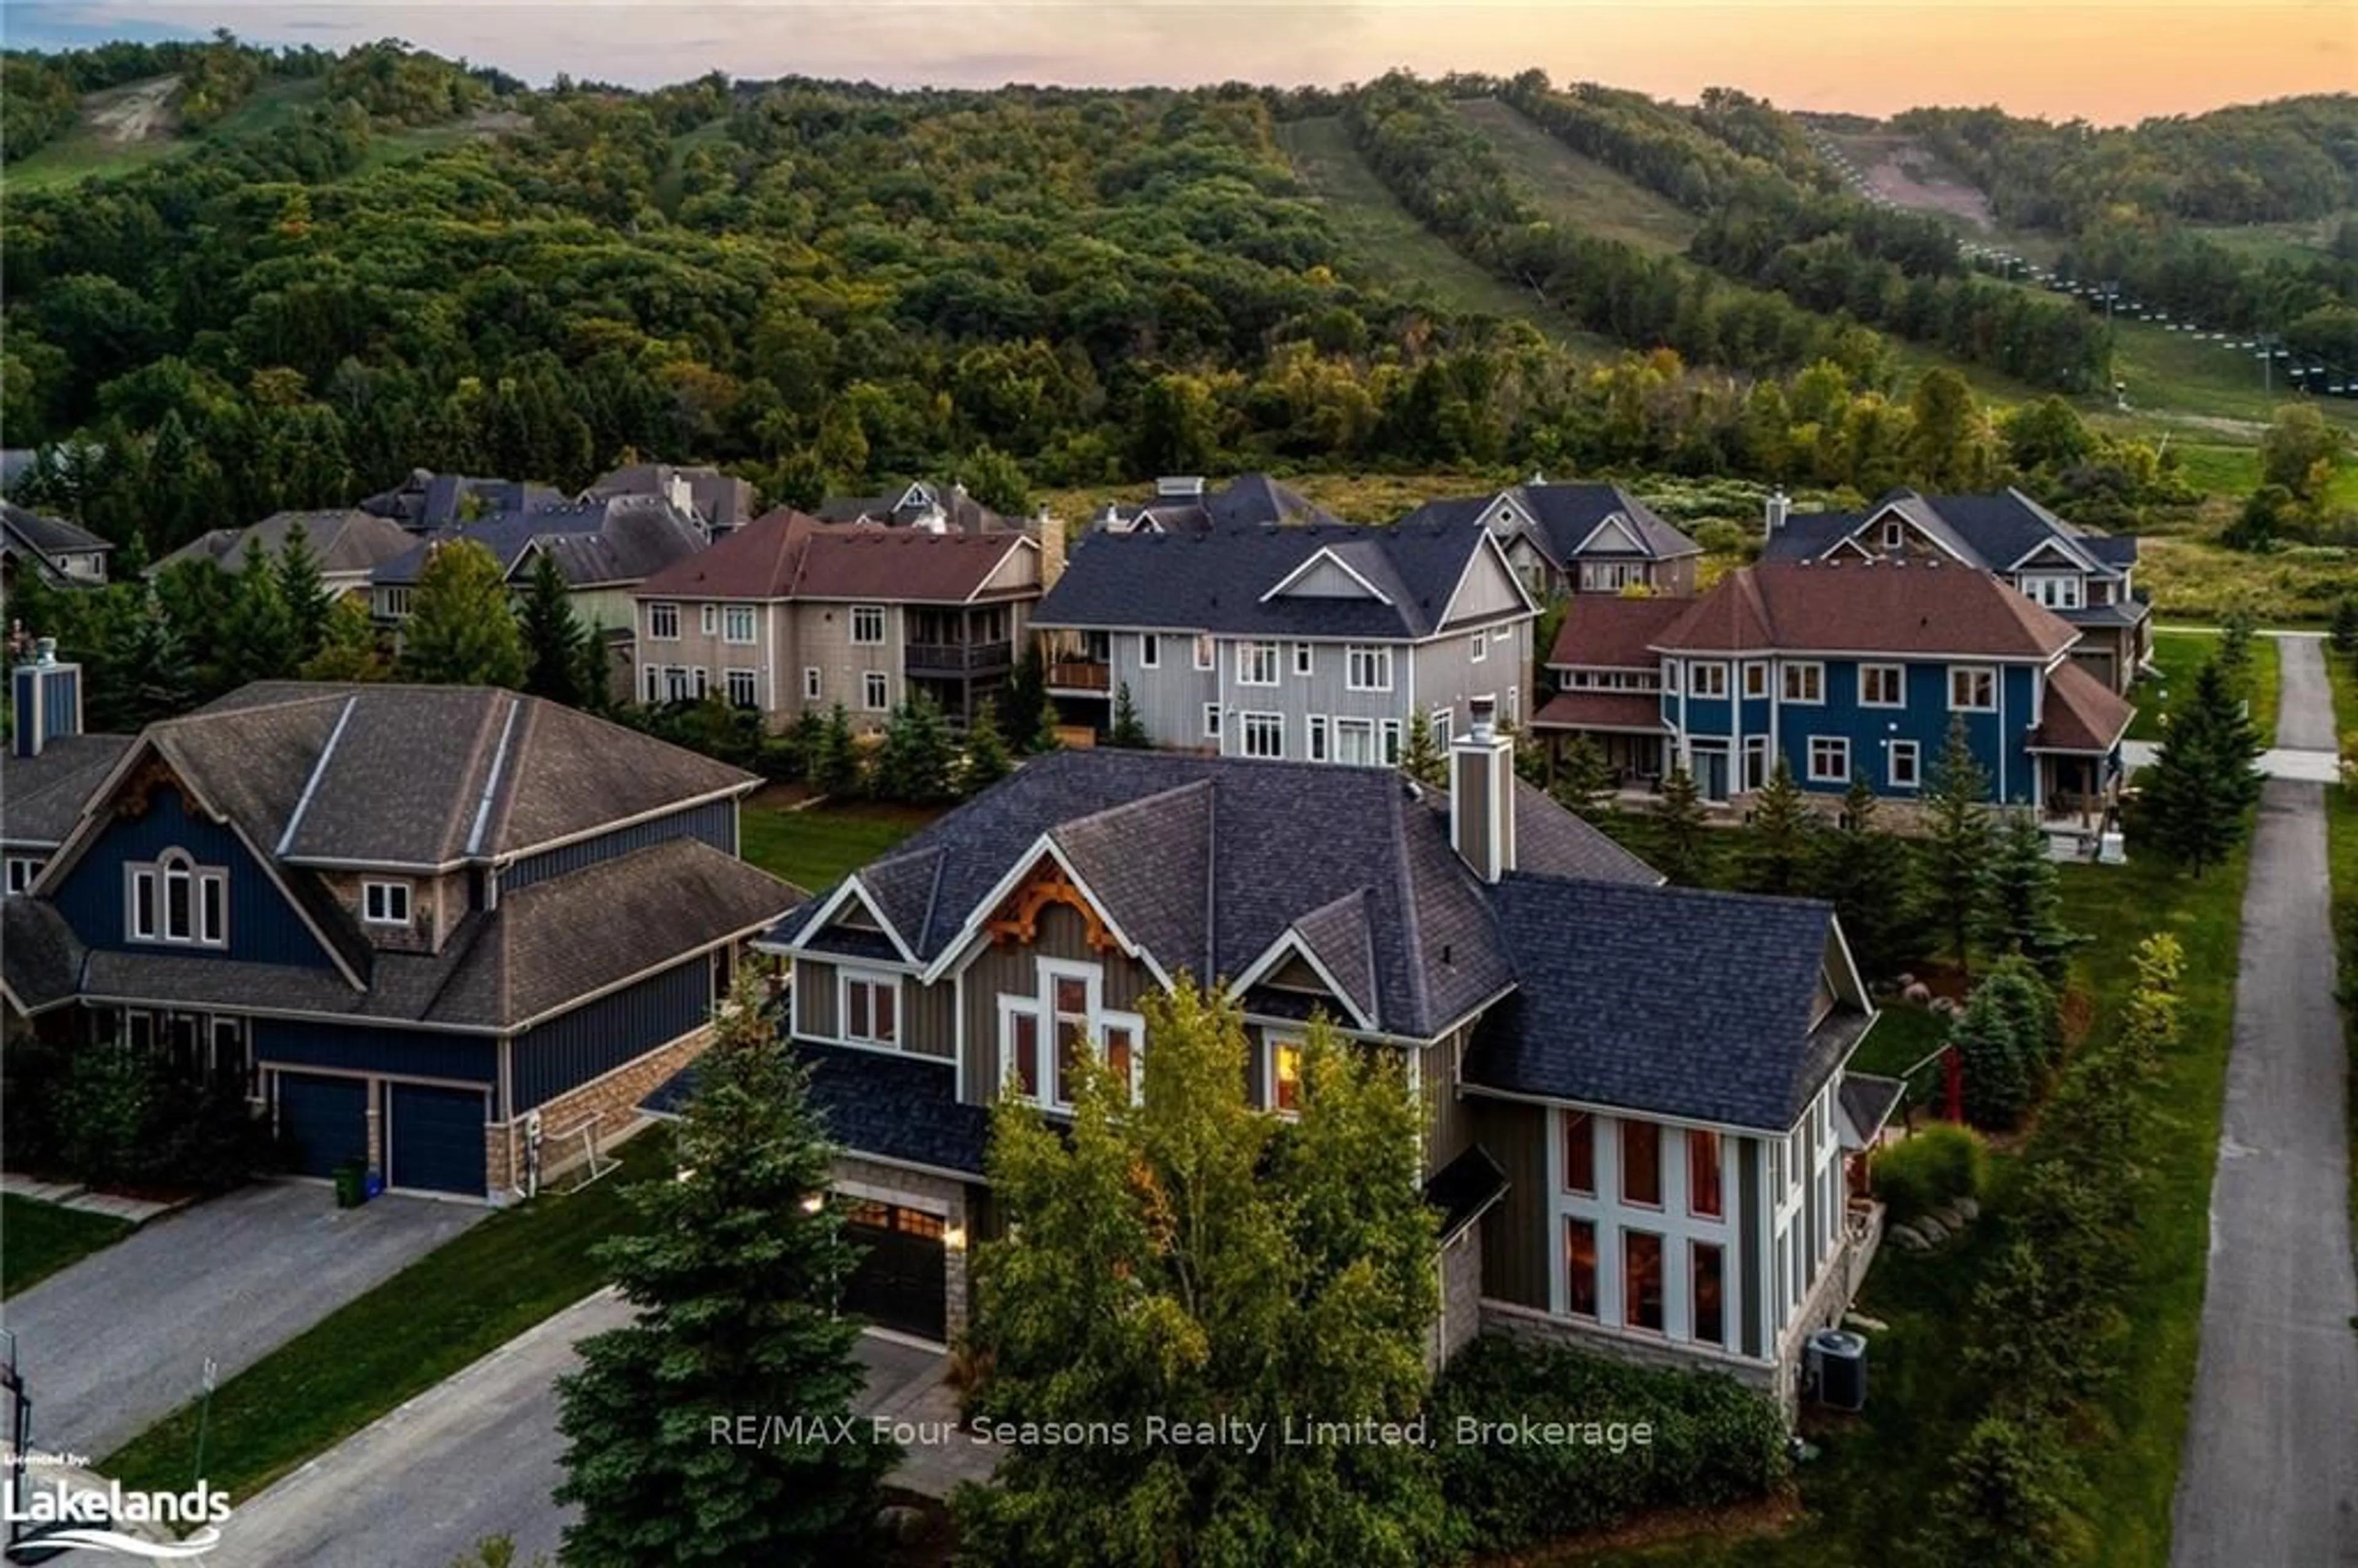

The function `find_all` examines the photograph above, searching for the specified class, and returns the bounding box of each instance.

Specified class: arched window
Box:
[127,848,227,949]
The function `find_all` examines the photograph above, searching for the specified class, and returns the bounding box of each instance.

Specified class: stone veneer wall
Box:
[484,1025,711,1201]
[832,1154,973,1346]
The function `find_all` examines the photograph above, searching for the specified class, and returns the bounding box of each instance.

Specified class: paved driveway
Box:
[202,1294,979,1567]
[0,1182,480,1461]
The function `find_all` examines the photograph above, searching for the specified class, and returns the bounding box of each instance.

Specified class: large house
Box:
[158,510,418,601]
[359,471,570,534]
[588,463,760,534]
[1760,487,2149,694]
[1,656,797,1202]
[371,494,710,632]
[1030,519,1538,759]
[1,502,111,590]
[628,508,1049,731]
[1400,480,1702,599]
[815,479,1023,537]
[1091,473,1341,535]
[708,708,1896,1408]
[1535,558,2136,821]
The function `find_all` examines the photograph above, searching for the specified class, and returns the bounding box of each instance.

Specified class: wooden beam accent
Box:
[985,861,1120,953]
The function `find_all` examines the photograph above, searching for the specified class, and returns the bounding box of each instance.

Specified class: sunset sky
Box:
[7,2,2350,122]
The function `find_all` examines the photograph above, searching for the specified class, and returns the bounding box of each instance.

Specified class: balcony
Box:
[906,640,1013,676]
[1046,660,1111,693]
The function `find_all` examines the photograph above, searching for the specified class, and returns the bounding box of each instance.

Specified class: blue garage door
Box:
[386,1083,487,1197]
[278,1073,368,1179]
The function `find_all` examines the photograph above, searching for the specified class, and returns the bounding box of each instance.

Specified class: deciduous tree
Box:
[397,540,526,689]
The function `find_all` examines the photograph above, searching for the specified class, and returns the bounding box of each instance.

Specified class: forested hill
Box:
[4,41,2354,562]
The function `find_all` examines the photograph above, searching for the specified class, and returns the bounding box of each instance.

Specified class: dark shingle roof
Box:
[359,472,567,532]
[158,511,415,580]
[1764,489,2136,578]
[589,464,760,532]
[1106,473,1342,535]
[2,734,136,848]
[1400,484,1699,565]
[373,497,707,589]
[1839,1073,1907,1142]
[1425,1143,1509,1241]
[642,1042,990,1176]
[1,502,111,564]
[1465,875,1856,1131]
[1,897,83,1012]
[1033,521,1522,640]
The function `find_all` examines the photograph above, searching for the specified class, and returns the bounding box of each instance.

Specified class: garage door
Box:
[842,1200,947,1342]
[278,1073,368,1179]
[386,1083,488,1197]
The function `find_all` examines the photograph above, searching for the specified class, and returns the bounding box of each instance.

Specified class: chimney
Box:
[1765,489,1790,540]
[1036,510,1067,591]
[12,637,83,761]
[1155,475,1206,500]
[1449,694,1516,884]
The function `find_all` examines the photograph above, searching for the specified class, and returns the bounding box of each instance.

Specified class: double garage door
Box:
[842,1200,948,1343]
[275,1073,488,1197]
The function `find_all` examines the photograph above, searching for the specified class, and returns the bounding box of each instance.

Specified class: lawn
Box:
[2128,627,2282,743]
[103,1129,672,1502]
[737,798,940,892]
[0,1195,136,1296]
[1447,98,1700,257]
[2136,536,2357,627]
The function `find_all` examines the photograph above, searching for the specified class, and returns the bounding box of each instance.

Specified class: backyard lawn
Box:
[104,1130,673,1502]
[737,798,941,893]
[0,1195,136,1297]
[2128,627,2281,743]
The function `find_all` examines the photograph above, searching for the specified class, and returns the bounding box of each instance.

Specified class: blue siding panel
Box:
[254,1019,498,1084]
[51,786,335,969]
[511,958,710,1110]
[502,800,738,893]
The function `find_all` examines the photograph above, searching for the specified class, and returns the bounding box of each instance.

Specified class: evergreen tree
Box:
[1651,764,1714,887]
[1107,681,1148,748]
[111,592,198,729]
[1401,708,1446,787]
[300,596,391,681]
[1003,642,1047,747]
[397,540,527,688]
[1921,1416,2085,1568]
[963,699,1013,793]
[2330,595,2358,659]
[1920,717,1993,970]
[1548,732,1614,820]
[1810,777,1923,980]
[811,702,863,798]
[218,535,297,687]
[1978,952,2065,1071]
[274,521,335,665]
[2139,654,2264,874]
[1027,690,1063,755]
[1739,756,1816,895]
[518,549,588,707]
[572,619,616,715]
[554,970,898,1566]
[874,691,957,804]
[1974,812,2082,984]
[2214,610,2255,688]
[1952,966,2039,1129]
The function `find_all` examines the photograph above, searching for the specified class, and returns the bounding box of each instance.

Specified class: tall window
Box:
[1808,735,1851,783]
[1624,1231,1665,1332]
[1469,630,1488,663]
[850,605,887,645]
[1293,643,1313,677]
[841,972,899,1048]
[1003,966,1143,1112]
[701,604,718,636]
[1306,715,1329,763]
[127,853,226,949]
[1950,666,1996,711]
[804,667,822,701]
[1345,645,1392,692]
[362,880,412,926]
[1694,1242,1726,1346]
[726,669,759,707]
[1239,642,1281,686]
[1203,703,1223,739]
[1562,1109,1595,1195]
[691,667,710,700]
[1005,1009,1041,1098]
[665,667,693,702]
[1193,634,1215,671]
[1430,708,1452,749]
[1782,662,1824,703]
[1690,662,1729,699]
[1687,1129,1723,1218]
[1859,664,1905,707]
[863,671,890,711]
[1140,633,1161,669]
[648,603,680,640]
[1565,1217,1599,1318]
[5,856,42,895]
[1381,719,1403,765]
[1268,1037,1304,1114]
[1742,662,1768,699]
[1888,739,1921,788]
[1336,718,1376,766]
[723,605,757,644]
[1241,713,1284,758]
[1621,1118,1661,1206]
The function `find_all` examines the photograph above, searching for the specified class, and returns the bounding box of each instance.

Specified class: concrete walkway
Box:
[0,1173,185,1225]
[2168,635,2358,1567]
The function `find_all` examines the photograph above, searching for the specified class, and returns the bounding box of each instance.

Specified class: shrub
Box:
[50,1043,275,1195]
[1869,1122,1988,1224]
[1918,1415,2088,1568]
[1953,975,2039,1129]
[1431,1334,1789,1551]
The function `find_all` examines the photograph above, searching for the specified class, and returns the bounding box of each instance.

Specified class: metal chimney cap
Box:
[34,636,58,667]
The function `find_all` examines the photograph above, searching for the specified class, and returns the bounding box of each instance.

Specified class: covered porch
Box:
[1530,692,1670,796]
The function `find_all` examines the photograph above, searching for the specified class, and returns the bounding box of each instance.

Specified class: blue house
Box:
[2,654,799,1201]
[1535,558,2135,822]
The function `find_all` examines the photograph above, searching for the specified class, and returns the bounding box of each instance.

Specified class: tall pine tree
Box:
[1920,717,1993,971]
[1651,764,1714,887]
[1549,732,1614,820]
[1810,776,1922,980]
[1974,812,2082,984]
[518,549,589,707]
[219,535,297,688]
[1739,755,1816,895]
[1401,708,1446,786]
[1107,682,1148,748]
[554,970,898,1566]
[874,690,957,804]
[2139,654,2263,874]
[963,699,1014,793]
[274,521,335,667]
[397,540,527,689]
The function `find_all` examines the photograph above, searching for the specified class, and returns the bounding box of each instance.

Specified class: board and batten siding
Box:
[511,955,712,1111]
[252,1019,498,1087]
[958,901,1156,1106]
[1421,1028,1475,1179]
[1107,632,1218,750]
[789,602,903,731]
[1410,617,1536,735]
[1436,545,1530,627]
[502,799,739,891]
[1471,1095,1551,1311]
[790,957,954,1061]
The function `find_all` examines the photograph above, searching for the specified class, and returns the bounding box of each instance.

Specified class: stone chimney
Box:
[1035,510,1067,591]
[12,637,83,761]
[1764,489,1790,540]
[1449,695,1516,884]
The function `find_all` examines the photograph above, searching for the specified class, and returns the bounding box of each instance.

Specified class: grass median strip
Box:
[0,1195,137,1297]
[102,1130,670,1503]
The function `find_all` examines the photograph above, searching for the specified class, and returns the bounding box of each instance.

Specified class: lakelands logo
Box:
[3,1478,232,1559]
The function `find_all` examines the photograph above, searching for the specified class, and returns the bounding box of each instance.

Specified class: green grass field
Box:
[104,1130,672,1502]
[2135,537,2357,627]
[737,798,938,893]
[2128,629,2281,743]
[0,1195,136,1296]
[1446,98,1700,257]
[2185,212,2356,266]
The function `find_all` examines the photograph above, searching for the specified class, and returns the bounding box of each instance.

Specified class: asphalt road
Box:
[0,1182,480,1460]
[203,1292,968,1567]
[2168,638,2358,1567]
[2273,634,2339,753]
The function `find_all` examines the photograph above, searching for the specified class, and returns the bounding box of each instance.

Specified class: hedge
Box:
[1870,1121,1988,1224]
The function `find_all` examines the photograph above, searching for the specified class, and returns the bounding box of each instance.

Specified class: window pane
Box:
[874,984,896,1044]
[1054,978,1088,1016]
[1625,1232,1665,1332]
[1689,1130,1722,1217]
[1010,1012,1039,1097]
[1273,1041,1301,1112]
[201,875,225,944]
[1566,1218,1598,1317]
[166,871,192,939]
[846,983,869,1041]
[1057,1023,1088,1105]
[1106,1027,1134,1094]
[134,872,156,937]
[1562,1111,1594,1194]
[1622,1120,1662,1205]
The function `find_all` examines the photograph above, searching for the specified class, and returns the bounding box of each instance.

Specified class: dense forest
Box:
[0,42,2348,565]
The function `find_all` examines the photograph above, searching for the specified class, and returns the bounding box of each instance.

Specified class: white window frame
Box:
[726,667,759,707]
[1240,711,1285,759]
[648,602,680,641]
[1139,632,1161,669]
[723,605,757,644]
[664,666,693,702]
[1949,665,1997,712]
[1858,663,1906,708]
[1307,714,1329,763]
[691,666,710,701]
[1888,739,1921,789]
[5,856,42,895]
[839,969,901,1049]
[376,586,411,619]
[1430,708,1453,749]
[1381,718,1404,764]
[701,604,718,637]
[1264,1033,1305,1118]
[1782,662,1824,704]
[642,663,663,704]
[1005,961,1142,1112]
[1690,661,1729,699]
[1293,642,1313,677]
[1192,634,1215,672]
[1881,519,1904,551]
[361,879,413,926]
[1470,630,1488,663]
[850,605,887,646]
[1742,662,1767,699]
[1336,717,1376,766]
[1808,735,1851,784]
[1203,702,1223,740]
[804,666,823,701]
[862,670,890,712]
[1238,642,1281,686]
[128,852,227,949]
[1345,645,1393,693]
[1664,661,1681,695]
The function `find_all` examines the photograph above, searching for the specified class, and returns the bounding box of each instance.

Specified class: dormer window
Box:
[128,851,226,948]
[1267,1036,1304,1117]
[362,880,414,926]
[1881,520,1904,551]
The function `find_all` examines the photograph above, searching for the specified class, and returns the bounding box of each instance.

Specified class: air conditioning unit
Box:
[1809,1328,1867,1412]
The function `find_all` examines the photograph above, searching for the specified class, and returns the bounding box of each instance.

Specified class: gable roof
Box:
[1465,875,1867,1131]
[159,510,416,580]
[1032,521,1527,640]
[1,734,138,850]
[814,479,1019,536]
[1,502,111,568]
[1106,473,1342,535]
[359,471,570,533]
[1764,489,2136,576]
[1655,559,2079,660]
[634,508,1037,604]
[588,464,760,532]
[2031,659,2137,753]
[1399,483,1700,566]
[1547,596,1691,669]
[373,497,708,591]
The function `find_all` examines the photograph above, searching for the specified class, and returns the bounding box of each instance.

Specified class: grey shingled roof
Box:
[1465,874,1860,1131]
[359,472,569,533]
[158,511,416,580]
[642,1041,994,1175]
[589,464,760,532]
[1,734,136,848]
[1839,1073,1907,1142]
[1399,484,1700,565]
[373,497,707,590]
[1764,489,2136,578]
[1,897,84,1012]
[2,501,112,564]
[1032,520,1522,640]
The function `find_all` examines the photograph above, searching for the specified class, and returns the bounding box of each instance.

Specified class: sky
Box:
[5,1,2351,123]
